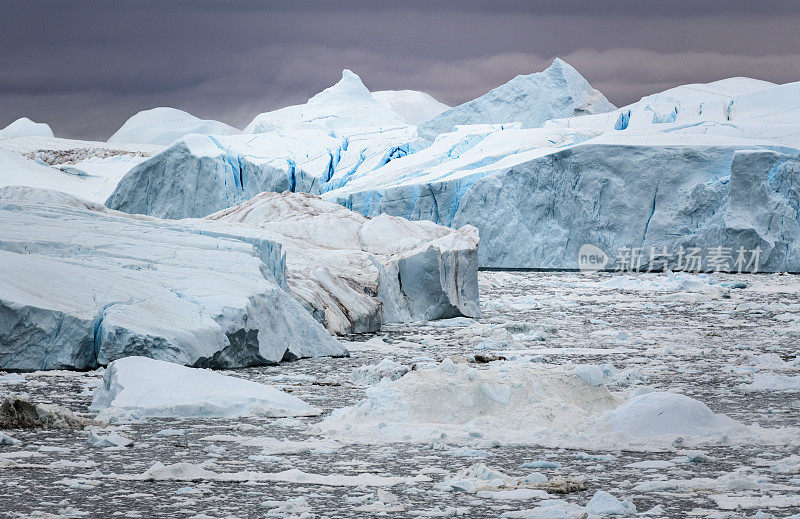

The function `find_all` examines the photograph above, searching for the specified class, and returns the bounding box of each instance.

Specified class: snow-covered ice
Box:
[108,107,240,146]
[244,70,407,134]
[91,357,320,419]
[0,136,158,203]
[0,117,54,139]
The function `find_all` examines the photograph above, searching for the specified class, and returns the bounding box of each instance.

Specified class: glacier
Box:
[108,107,240,146]
[328,133,800,270]
[416,58,616,140]
[0,186,345,371]
[324,76,800,271]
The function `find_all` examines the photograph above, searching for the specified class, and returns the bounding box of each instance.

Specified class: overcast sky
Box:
[3,0,800,140]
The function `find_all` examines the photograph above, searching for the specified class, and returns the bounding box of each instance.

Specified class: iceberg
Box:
[107,107,240,146]
[0,117,54,139]
[203,191,481,333]
[244,70,406,133]
[91,356,320,419]
[328,133,800,271]
[417,58,615,140]
[0,186,345,371]
[105,126,419,219]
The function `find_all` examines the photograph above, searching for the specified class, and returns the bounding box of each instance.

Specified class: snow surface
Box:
[372,90,449,125]
[91,357,320,418]
[108,107,239,146]
[0,117,54,139]
[417,58,615,140]
[0,187,344,370]
[0,136,158,203]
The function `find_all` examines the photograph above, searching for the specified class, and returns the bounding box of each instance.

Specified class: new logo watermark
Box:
[578,244,762,273]
[577,244,610,272]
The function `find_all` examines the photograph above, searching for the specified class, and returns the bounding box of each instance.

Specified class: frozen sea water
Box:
[1,271,799,518]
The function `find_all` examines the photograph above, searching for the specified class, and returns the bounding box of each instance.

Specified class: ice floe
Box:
[91,356,321,419]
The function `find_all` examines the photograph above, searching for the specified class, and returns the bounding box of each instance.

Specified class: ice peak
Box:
[0,117,55,139]
[309,69,373,104]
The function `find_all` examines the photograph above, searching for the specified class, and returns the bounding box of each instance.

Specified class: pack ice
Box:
[107,107,240,146]
[203,191,480,334]
[0,186,345,371]
[92,357,320,419]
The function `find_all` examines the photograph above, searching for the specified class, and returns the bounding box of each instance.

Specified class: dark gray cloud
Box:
[2,1,799,139]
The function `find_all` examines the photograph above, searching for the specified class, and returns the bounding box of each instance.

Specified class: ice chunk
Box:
[604,391,740,438]
[314,361,621,445]
[584,490,636,516]
[87,430,134,448]
[91,356,321,419]
[741,374,800,392]
[0,432,20,445]
[203,191,481,333]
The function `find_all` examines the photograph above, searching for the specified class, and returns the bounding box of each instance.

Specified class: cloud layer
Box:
[2,2,798,139]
